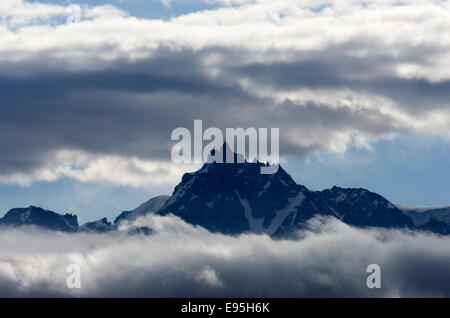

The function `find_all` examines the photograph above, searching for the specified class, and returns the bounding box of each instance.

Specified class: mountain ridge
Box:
[0,206,78,232]
[155,160,414,237]
[0,146,448,236]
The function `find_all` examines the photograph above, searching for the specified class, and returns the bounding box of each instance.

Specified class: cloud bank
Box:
[1,0,450,186]
[0,214,450,297]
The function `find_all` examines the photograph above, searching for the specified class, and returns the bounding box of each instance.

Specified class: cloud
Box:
[0,149,201,187]
[1,0,450,186]
[0,214,450,297]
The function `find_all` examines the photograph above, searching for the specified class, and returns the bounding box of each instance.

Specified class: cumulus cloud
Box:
[0,149,201,187]
[1,0,450,186]
[0,214,449,297]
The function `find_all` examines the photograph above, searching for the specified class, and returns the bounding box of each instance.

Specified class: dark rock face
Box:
[0,206,78,232]
[418,219,450,235]
[0,205,154,234]
[156,158,413,237]
[158,161,301,235]
[114,211,131,225]
[79,217,113,233]
[314,187,413,228]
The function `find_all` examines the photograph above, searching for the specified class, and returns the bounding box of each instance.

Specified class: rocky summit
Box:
[1,145,448,236]
[156,158,413,237]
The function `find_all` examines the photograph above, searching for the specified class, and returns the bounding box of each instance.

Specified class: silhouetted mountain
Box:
[418,218,450,235]
[0,206,78,232]
[156,146,413,236]
[1,145,448,237]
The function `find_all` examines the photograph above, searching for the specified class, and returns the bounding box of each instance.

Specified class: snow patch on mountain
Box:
[267,191,305,235]
[236,191,265,233]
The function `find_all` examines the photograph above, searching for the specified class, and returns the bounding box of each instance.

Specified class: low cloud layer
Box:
[1,0,450,186]
[0,214,449,297]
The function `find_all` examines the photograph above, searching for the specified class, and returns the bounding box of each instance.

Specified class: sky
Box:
[0,0,450,223]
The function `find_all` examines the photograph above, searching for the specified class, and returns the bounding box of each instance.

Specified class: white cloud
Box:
[196,265,224,287]
[0,150,201,188]
[0,214,450,297]
[1,0,450,186]
[1,0,449,76]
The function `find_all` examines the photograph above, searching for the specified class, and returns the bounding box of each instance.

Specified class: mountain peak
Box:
[156,154,414,236]
[0,206,78,232]
[1,145,444,236]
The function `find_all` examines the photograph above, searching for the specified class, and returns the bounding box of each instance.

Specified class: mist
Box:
[0,214,449,297]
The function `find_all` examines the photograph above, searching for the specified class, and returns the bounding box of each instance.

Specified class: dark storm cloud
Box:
[0,44,426,176]
[0,0,449,185]
[0,64,261,174]
[0,50,247,99]
[0,215,450,297]
[230,54,450,114]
